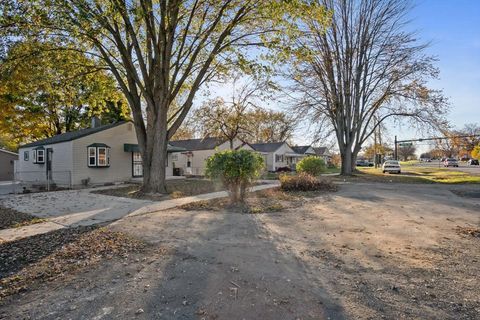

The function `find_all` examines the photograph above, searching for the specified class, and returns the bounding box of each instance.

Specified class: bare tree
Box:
[397,145,416,161]
[279,0,448,175]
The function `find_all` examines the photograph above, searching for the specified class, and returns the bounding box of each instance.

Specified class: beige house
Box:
[251,142,306,171]
[0,149,18,181]
[16,121,184,188]
[169,137,253,176]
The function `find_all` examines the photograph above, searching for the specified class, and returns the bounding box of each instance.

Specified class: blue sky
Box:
[405,0,479,130]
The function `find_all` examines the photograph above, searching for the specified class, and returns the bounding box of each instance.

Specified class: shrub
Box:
[205,149,264,204]
[296,156,326,176]
[279,173,337,192]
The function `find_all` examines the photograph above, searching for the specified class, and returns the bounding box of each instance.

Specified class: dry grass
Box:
[92,179,224,201]
[338,166,480,184]
[179,187,327,214]
[0,206,47,230]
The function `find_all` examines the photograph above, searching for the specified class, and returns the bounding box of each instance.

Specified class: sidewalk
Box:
[0,182,279,242]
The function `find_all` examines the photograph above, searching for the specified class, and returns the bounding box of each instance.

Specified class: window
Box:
[88,147,96,166]
[87,144,110,168]
[24,151,29,161]
[33,148,45,164]
[97,147,108,166]
[36,149,45,163]
[275,154,284,162]
[172,153,178,161]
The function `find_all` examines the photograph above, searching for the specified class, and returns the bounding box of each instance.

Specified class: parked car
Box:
[276,166,292,172]
[356,159,373,167]
[444,158,459,167]
[382,160,401,174]
[468,159,479,166]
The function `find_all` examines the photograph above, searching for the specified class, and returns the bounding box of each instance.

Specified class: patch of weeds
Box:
[456,226,480,238]
[0,206,46,230]
[12,217,47,228]
[170,191,185,199]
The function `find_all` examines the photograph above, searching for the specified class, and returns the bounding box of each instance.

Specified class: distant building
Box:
[0,149,18,181]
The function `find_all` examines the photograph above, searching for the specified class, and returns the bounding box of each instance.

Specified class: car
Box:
[468,159,479,166]
[276,166,292,172]
[356,159,373,167]
[382,160,401,174]
[444,158,459,167]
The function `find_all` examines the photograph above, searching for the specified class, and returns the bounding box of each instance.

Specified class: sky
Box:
[200,0,480,149]
[394,0,480,139]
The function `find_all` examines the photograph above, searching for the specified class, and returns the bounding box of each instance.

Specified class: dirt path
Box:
[1,183,479,319]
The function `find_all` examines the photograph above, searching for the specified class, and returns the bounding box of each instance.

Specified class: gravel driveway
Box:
[0,187,154,227]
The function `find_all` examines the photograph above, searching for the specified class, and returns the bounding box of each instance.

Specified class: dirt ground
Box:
[0,182,479,319]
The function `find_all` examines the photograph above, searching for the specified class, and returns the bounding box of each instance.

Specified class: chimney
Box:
[91,116,101,128]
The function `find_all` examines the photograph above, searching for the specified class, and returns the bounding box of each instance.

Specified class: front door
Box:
[132,152,143,177]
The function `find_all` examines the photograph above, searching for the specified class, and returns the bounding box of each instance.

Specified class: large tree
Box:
[0,40,128,147]
[3,1,280,193]
[275,0,448,175]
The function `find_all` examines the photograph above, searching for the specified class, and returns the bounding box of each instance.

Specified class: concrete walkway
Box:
[0,182,279,242]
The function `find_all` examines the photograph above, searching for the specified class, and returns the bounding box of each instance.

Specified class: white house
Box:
[16,121,184,188]
[169,137,253,176]
[251,142,304,171]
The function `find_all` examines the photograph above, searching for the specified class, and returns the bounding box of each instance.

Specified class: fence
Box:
[14,170,72,193]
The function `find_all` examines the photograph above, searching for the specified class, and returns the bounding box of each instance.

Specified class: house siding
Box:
[269,143,295,171]
[17,141,73,186]
[170,139,253,176]
[71,122,140,186]
[0,150,18,181]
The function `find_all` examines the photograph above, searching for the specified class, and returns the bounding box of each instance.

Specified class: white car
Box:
[382,160,401,174]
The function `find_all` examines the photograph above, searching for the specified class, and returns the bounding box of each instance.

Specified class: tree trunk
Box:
[140,102,169,194]
[340,147,353,175]
[340,147,361,175]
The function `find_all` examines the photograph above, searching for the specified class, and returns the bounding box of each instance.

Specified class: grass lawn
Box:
[352,166,480,184]
[92,178,225,201]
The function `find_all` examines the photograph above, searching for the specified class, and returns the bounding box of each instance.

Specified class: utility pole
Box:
[394,135,398,160]
[373,118,378,167]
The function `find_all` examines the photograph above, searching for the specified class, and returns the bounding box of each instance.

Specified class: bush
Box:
[205,149,264,204]
[280,173,337,192]
[296,156,326,176]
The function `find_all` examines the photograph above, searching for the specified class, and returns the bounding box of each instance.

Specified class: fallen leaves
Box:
[0,226,146,299]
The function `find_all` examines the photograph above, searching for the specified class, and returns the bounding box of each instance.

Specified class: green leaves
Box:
[296,156,326,176]
[205,149,264,203]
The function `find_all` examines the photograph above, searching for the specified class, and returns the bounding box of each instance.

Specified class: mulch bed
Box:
[0,206,46,230]
[0,226,146,299]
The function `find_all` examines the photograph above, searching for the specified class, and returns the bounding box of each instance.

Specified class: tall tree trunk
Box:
[340,147,353,175]
[140,101,169,194]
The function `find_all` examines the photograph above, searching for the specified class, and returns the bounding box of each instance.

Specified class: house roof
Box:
[169,137,226,151]
[20,122,127,148]
[291,145,313,154]
[0,149,18,156]
[123,143,185,153]
[313,147,329,156]
[250,142,286,153]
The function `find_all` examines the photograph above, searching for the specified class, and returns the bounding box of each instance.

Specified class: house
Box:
[313,147,332,163]
[16,120,185,188]
[291,145,317,157]
[251,142,304,171]
[0,149,18,181]
[169,137,253,176]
